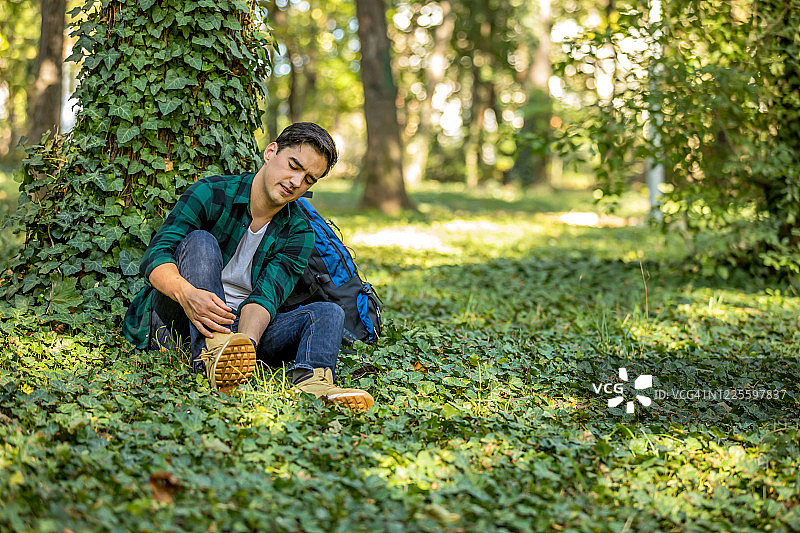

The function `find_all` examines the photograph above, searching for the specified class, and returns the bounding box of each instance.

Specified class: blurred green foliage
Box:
[0,0,40,160]
[257,0,365,171]
[556,1,800,277]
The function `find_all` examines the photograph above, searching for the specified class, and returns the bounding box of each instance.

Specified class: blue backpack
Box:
[278,197,382,344]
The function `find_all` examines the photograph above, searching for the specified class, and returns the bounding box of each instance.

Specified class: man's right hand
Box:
[177,287,236,338]
[149,262,235,338]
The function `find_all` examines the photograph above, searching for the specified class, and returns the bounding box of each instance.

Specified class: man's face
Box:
[261,142,328,208]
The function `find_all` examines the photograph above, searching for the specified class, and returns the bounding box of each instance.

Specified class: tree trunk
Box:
[28,0,66,145]
[404,0,454,186]
[508,0,551,186]
[356,0,413,214]
[265,0,286,138]
[1,85,18,156]
[288,50,301,122]
[465,59,489,188]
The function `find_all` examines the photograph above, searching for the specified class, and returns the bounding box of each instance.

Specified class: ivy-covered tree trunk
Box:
[355,0,413,215]
[3,0,269,326]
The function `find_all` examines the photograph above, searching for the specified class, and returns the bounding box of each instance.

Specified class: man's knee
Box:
[176,230,222,265]
[182,230,219,250]
[307,301,345,328]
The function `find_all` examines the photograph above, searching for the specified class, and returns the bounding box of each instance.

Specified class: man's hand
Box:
[177,287,235,338]
[148,262,235,338]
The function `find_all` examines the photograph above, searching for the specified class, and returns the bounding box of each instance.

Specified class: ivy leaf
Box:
[119,248,143,276]
[152,6,166,24]
[22,274,38,293]
[83,258,102,273]
[223,15,242,31]
[139,0,156,11]
[128,159,145,174]
[95,225,124,252]
[61,259,83,276]
[120,212,144,229]
[197,13,222,31]
[117,125,140,145]
[107,177,124,192]
[157,98,182,115]
[130,223,154,245]
[140,118,159,131]
[164,71,192,90]
[440,403,462,419]
[227,40,243,59]
[105,49,121,70]
[191,35,216,48]
[109,103,134,122]
[131,53,148,72]
[49,276,83,310]
[175,12,192,26]
[205,80,223,99]
[103,201,123,218]
[186,54,203,70]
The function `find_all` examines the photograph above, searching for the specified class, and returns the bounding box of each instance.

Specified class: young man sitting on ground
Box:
[122,122,374,411]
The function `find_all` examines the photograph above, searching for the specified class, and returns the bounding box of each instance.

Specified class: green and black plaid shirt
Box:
[122,172,314,349]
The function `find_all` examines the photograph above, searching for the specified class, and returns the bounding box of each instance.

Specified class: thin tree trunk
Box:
[464,18,491,188]
[288,50,301,122]
[404,0,454,186]
[28,0,66,145]
[2,84,18,156]
[356,0,413,214]
[265,1,286,138]
[508,0,551,186]
[465,61,488,188]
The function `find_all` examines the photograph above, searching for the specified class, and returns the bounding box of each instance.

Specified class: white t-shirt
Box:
[221,222,269,312]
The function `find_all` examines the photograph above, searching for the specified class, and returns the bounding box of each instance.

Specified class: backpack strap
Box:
[281,269,322,309]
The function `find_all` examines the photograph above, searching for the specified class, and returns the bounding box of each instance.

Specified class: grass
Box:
[1,179,799,532]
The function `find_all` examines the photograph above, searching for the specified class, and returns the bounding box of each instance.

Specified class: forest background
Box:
[0,0,799,531]
[3,0,799,283]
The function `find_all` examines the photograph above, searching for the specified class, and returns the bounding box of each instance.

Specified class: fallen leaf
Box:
[327,420,344,435]
[203,436,232,453]
[149,471,182,504]
[419,503,460,524]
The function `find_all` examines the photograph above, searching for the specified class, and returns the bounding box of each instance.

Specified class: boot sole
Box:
[213,338,257,393]
[327,391,375,412]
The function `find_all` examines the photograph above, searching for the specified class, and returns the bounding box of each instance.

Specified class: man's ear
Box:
[263,142,278,161]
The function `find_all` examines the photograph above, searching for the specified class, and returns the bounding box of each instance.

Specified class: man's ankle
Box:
[289,368,314,384]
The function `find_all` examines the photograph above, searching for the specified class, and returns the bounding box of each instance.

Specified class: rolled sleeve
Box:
[139,180,209,281]
[240,221,314,318]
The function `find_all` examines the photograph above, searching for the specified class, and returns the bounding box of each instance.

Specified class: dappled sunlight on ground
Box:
[554,211,642,228]
[350,227,459,253]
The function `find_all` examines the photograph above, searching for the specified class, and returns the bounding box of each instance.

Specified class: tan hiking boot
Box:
[294,368,374,412]
[198,333,256,393]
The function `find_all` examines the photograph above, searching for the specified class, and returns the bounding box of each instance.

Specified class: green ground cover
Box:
[1,179,798,532]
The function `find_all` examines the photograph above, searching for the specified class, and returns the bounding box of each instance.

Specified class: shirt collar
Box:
[233,171,294,221]
[233,172,255,205]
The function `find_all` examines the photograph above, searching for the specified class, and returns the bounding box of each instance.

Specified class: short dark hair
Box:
[275,122,338,178]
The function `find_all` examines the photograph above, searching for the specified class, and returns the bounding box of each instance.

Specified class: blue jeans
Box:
[149,230,344,379]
